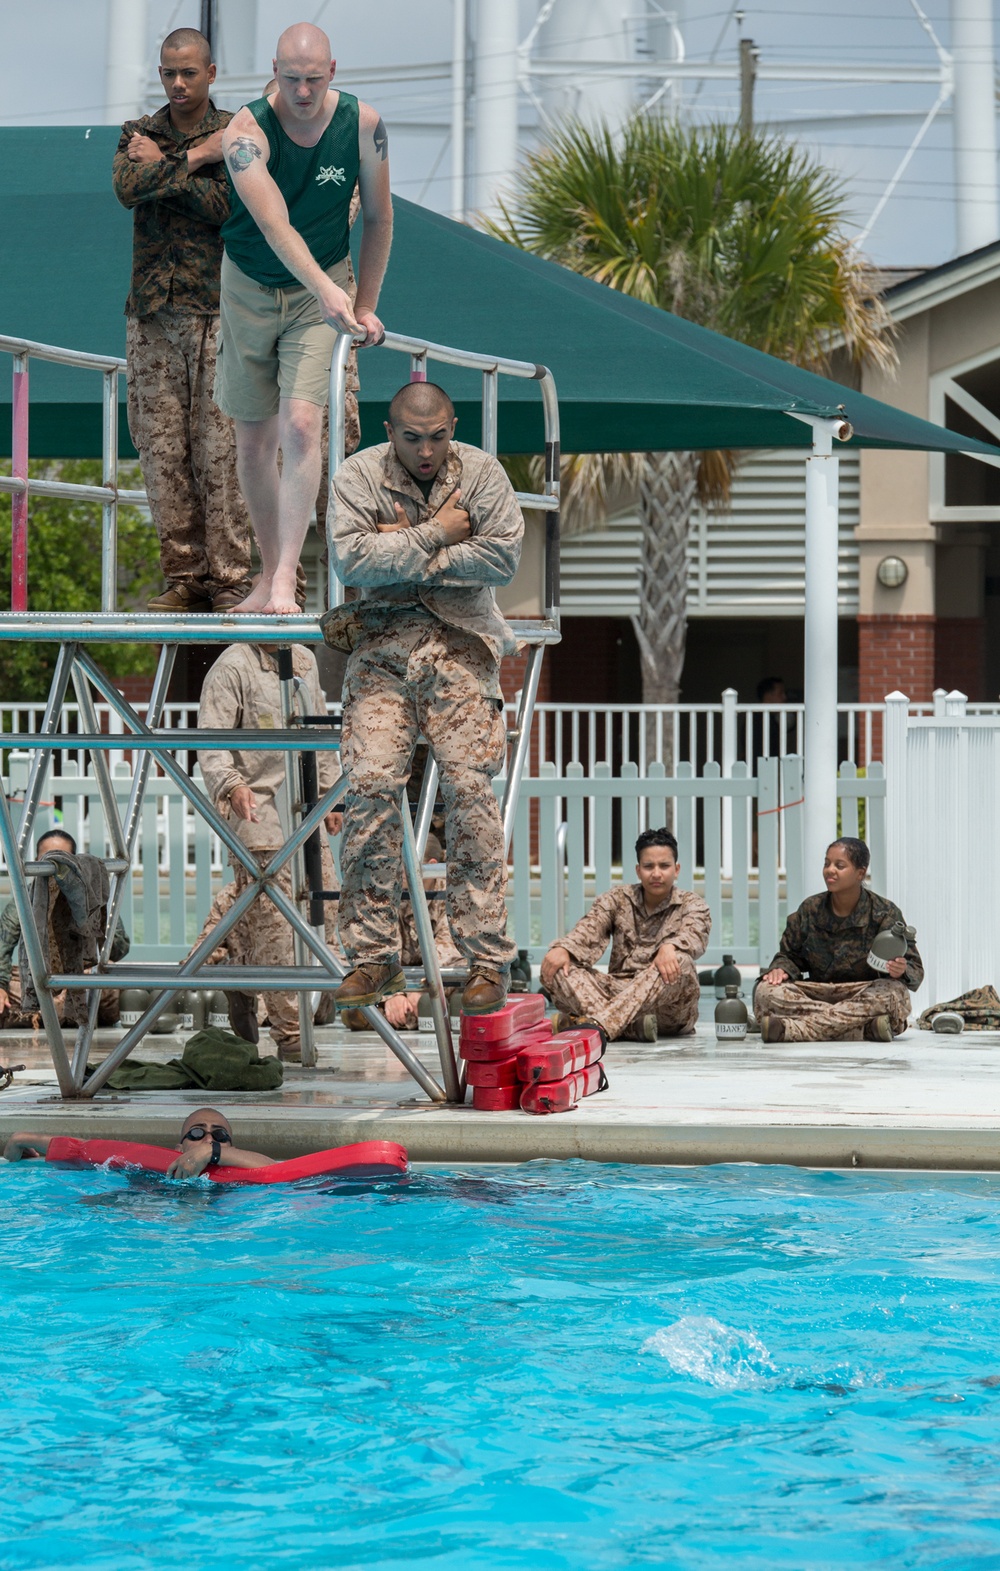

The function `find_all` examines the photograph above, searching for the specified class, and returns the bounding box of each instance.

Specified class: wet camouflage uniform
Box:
[544,884,710,1040]
[199,645,342,1054]
[919,986,1000,1031]
[113,103,252,603]
[330,441,522,975]
[0,897,129,1027]
[756,887,923,1042]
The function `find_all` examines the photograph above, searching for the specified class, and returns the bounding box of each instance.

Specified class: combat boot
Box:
[461,965,509,1016]
[334,962,406,1010]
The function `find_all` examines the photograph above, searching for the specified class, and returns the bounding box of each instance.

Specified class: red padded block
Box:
[459,1019,554,1063]
[520,1062,605,1115]
[459,993,546,1044]
[516,1027,604,1084]
[472,1082,522,1111]
[465,1055,522,1088]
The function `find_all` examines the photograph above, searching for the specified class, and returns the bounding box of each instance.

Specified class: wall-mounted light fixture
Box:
[876,555,908,589]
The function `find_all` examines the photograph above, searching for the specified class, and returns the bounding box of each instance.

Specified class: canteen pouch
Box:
[320,604,365,653]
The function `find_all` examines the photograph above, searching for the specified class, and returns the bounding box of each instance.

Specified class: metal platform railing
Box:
[0,325,563,1102]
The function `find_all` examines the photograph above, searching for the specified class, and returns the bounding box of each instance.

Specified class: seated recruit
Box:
[755,837,923,1043]
[540,828,711,1043]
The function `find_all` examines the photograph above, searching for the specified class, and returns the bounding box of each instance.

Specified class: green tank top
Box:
[222,92,360,288]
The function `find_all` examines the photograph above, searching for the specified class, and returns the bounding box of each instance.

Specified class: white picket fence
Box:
[885,691,1000,1014]
[5,690,999,776]
[0,751,887,966]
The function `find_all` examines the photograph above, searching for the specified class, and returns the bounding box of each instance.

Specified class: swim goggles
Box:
[181,1125,232,1144]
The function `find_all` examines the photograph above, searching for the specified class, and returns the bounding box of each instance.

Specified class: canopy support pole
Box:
[802,419,841,884]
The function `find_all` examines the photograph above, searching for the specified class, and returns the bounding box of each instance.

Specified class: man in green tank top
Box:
[215,22,393,616]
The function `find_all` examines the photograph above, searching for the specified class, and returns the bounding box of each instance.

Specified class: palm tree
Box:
[486,118,896,711]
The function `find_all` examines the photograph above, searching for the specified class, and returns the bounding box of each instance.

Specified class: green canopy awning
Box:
[0,125,996,463]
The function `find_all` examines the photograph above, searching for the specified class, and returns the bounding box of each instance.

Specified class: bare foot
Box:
[232,578,273,614]
[260,593,301,616]
[259,573,301,617]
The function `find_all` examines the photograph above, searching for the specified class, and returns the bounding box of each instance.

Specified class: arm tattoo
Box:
[227,136,262,175]
[373,117,388,161]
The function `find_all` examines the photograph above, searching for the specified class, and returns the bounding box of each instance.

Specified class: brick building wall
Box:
[934,617,987,700]
[858,614,936,705]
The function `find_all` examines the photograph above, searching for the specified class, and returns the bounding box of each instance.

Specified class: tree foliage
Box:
[490,116,897,518]
[0,459,161,699]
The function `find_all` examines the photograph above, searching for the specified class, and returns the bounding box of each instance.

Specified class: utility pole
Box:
[200,0,217,51]
[474,0,519,218]
[951,0,999,252]
[739,37,757,137]
[105,0,147,121]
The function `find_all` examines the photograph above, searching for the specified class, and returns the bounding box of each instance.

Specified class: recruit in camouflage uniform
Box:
[544,885,711,1041]
[0,896,129,1028]
[113,101,252,610]
[199,644,343,1058]
[329,437,522,994]
[756,887,923,1042]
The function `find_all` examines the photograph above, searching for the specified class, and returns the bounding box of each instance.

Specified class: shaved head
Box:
[275,23,333,64]
[388,382,455,427]
[161,27,212,65]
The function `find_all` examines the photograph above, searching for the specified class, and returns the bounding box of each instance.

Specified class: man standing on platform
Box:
[199,644,343,1062]
[215,22,393,616]
[113,27,252,613]
[326,381,522,1018]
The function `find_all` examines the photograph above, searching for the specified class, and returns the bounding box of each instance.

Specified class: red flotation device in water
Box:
[44,1136,408,1183]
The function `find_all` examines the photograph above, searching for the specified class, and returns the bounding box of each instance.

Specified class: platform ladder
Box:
[0,327,561,1101]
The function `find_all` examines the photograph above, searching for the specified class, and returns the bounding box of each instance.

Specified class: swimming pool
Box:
[2,1159,1000,1570]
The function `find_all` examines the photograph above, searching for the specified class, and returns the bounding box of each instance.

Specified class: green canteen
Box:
[715,983,748,1041]
[207,990,230,1029]
[867,921,914,974]
[714,953,742,999]
[118,988,149,1028]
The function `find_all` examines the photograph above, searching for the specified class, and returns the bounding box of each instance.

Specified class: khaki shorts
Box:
[214,252,354,422]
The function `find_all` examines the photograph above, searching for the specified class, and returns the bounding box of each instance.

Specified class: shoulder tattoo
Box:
[227,136,262,175]
[373,117,388,161]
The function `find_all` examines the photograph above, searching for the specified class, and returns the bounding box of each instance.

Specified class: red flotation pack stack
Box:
[45,1136,408,1183]
[459,1000,609,1114]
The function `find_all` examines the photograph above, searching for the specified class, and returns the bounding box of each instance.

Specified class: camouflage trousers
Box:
[546,955,701,1040]
[339,616,516,971]
[232,841,341,1052]
[754,977,912,1042]
[126,310,252,599]
[1,966,120,1028]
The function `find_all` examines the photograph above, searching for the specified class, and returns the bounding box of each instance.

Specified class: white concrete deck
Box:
[1,998,998,1169]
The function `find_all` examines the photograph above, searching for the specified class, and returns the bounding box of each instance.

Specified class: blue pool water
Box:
[3,1160,1000,1571]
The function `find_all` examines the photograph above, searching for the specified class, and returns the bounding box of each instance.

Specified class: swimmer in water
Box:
[2,1106,275,1180]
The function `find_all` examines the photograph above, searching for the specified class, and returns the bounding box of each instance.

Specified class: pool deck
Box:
[1,1000,999,1169]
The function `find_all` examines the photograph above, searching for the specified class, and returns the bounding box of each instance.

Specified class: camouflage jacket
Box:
[112,102,232,317]
[555,883,711,978]
[0,897,129,990]
[769,888,924,990]
[199,644,342,852]
[330,442,523,660]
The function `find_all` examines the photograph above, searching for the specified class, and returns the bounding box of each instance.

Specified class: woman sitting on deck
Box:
[755,837,922,1044]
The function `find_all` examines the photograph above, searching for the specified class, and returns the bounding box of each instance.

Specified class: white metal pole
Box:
[105,0,148,122]
[803,425,840,889]
[951,0,999,252]
[474,0,519,217]
[451,0,467,220]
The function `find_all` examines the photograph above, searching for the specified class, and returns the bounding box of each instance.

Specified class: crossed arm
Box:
[112,122,230,225]
[332,462,523,589]
[221,98,392,345]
